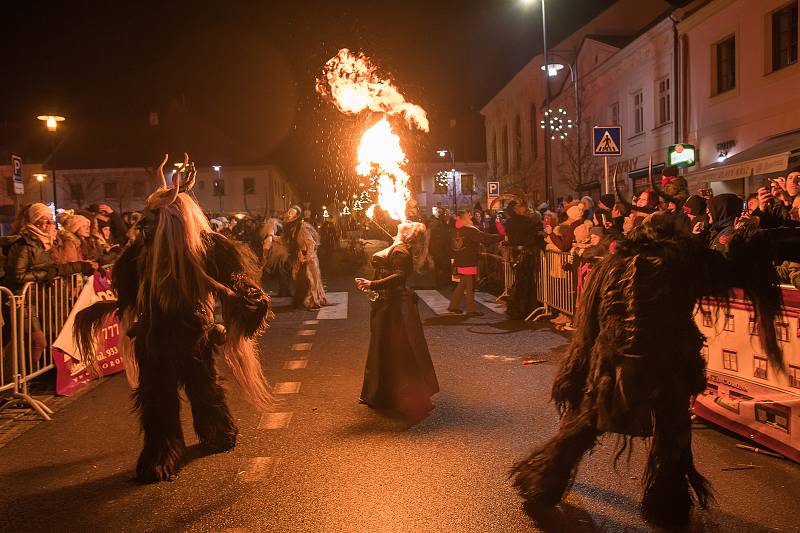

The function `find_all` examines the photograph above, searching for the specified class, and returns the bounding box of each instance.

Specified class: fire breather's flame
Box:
[317,48,429,223]
[356,119,410,222]
[317,48,429,132]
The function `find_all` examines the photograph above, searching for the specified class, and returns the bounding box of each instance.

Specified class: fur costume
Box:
[511,211,798,528]
[283,207,327,310]
[73,154,271,483]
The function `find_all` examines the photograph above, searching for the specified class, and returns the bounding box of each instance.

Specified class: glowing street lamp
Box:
[33,173,47,202]
[36,114,65,209]
[541,63,564,77]
[37,114,65,132]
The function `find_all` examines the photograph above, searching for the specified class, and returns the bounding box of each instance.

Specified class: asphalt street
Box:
[1,266,799,532]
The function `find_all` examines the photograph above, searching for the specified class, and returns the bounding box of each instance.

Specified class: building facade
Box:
[13,163,298,217]
[550,16,678,200]
[678,0,800,195]
[481,0,672,205]
[409,161,489,215]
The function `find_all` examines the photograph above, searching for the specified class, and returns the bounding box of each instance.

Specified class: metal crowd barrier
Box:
[0,273,85,421]
[527,250,577,322]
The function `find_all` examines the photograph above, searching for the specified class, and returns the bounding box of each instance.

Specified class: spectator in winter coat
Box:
[428,210,453,288]
[683,194,709,237]
[2,203,96,370]
[545,202,585,252]
[707,193,743,253]
[503,201,541,248]
[88,204,129,247]
[448,210,503,316]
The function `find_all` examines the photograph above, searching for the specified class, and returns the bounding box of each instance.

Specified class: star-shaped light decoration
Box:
[540,108,574,141]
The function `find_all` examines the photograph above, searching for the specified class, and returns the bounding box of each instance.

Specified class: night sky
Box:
[2,0,615,204]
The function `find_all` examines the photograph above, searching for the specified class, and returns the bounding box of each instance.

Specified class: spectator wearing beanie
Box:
[53,213,92,262]
[660,165,689,210]
[683,194,709,236]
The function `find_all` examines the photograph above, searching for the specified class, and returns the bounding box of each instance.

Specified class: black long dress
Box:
[360,243,439,419]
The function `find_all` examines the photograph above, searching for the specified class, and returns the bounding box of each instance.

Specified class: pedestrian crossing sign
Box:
[593,126,622,156]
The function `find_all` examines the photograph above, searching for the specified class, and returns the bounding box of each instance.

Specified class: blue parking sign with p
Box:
[487,181,499,197]
[593,126,622,156]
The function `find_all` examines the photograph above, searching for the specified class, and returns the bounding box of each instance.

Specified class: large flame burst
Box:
[317,48,428,222]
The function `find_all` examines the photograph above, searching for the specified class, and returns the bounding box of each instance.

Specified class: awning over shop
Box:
[687,129,800,186]
[629,163,665,179]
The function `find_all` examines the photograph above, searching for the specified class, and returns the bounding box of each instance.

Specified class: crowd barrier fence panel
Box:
[0,286,20,399]
[526,250,577,322]
[2,273,85,420]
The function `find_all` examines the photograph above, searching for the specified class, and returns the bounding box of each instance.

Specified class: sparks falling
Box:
[317,48,429,222]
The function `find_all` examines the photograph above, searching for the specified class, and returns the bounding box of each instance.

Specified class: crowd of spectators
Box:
[419,165,800,329]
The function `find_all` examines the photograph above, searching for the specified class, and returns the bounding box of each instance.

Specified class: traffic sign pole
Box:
[604,156,609,195]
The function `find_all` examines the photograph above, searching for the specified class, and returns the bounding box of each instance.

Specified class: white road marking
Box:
[273,382,302,394]
[302,320,319,325]
[475,292,506,315]
[258,412,293,429]
[283,359,308,370]
[296,329,316,336]
[290,342,312,351]
[415,290,454,315]
[317,292,348,320]
[241,457,279,482]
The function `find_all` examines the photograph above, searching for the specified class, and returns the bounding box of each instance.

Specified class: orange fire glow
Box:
[318,49,428,222]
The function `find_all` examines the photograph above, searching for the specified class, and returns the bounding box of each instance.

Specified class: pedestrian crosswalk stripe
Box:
[273,382,302,394]
[416,289,506,315]
[475,292,506,315]
[415,290,453,315]
[291,342,312,351]
[297,329,316,336]
[258,412,293,429]
[241,457,279,482]
[317,292,348,320]
[283,359,308,370]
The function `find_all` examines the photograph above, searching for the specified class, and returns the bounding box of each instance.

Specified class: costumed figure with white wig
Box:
[283,205,327,310]
[355,221,439,422]
[73,154,272,483]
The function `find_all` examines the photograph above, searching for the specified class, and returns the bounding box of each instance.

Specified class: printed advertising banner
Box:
[52,271,123,395]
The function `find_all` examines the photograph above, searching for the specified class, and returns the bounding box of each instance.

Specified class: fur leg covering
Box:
[134,349,186,483]
[511,409,600,508]
[73,300,119,370]
[183,345,238,452]
[641,389,712,528]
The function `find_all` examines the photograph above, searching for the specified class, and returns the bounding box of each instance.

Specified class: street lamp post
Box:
[36,114,65,209]
[34,173,46,202]
[213,165,223,213]
[542,55,582,190]
[521,0,553,205]
[437,149,457,213]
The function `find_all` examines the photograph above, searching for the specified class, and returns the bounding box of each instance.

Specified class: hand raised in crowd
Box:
[97,204,114,215]
[692,221,704,235]
[354,277,371,290]
[757,186,773,211]
[544,225,553,235]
